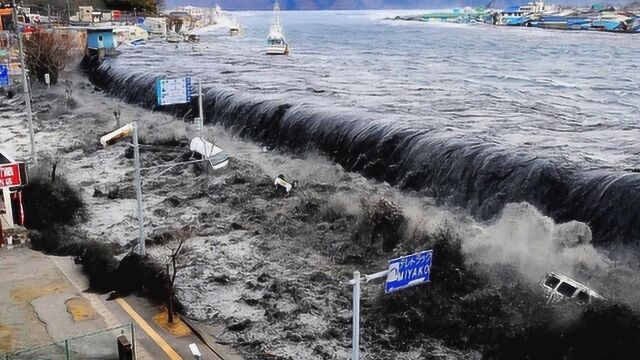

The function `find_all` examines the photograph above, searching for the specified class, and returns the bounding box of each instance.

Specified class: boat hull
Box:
[265,45,289,55]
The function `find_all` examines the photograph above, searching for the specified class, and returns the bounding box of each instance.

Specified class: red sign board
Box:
[0,163,21,187]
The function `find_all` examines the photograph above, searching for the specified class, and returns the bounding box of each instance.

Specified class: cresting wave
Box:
[85,59,640,245]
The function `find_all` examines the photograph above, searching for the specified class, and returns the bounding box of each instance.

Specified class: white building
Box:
[176,6,205,20]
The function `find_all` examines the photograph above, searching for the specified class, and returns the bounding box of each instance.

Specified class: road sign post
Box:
[132,122,145,256]
[385,250,433,293]
[155,77,192,106]
[351,271,360,360]
[156,76,205,139]
[349,250,433,359]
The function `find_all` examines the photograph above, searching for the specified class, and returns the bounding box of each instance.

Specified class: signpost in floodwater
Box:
[349,250,433,360]
[155,77,192,106]
[384,250,432,293]
[156,76,205,139]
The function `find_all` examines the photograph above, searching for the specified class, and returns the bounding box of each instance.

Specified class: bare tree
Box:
[165,238,186,324]
[40,149,62,182]
[23,31,74,85]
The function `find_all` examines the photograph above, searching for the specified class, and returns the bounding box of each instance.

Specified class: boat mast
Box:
[271,0,283,36]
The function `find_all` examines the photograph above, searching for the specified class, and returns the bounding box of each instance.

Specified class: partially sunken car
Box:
[539,272,604,305]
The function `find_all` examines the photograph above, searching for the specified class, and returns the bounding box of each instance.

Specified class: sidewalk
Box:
[0,247,108,354]
[50,254,243,360]
[0,247,242,359]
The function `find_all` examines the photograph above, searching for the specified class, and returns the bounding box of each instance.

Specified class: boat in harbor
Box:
[265,0,289,55]
[167,31,182,43]
[229,16,243,36]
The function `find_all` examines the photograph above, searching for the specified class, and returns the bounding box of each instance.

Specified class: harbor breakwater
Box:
[85,59,640,246]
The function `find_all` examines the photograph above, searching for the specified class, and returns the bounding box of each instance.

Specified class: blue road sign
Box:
[385,250,432,293]
[0,64,9,87]
[156,77,192,106]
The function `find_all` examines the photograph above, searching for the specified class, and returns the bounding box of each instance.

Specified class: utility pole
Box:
[11,0,37,166]
[132,122,146,256]
[100,122,146,256]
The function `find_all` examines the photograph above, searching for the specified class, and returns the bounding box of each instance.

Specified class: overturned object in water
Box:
[540,272,604,305]
[274,174,298,196]
[189,137,229,170]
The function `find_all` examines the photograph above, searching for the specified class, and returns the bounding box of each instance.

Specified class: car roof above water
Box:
[541,272,604,302]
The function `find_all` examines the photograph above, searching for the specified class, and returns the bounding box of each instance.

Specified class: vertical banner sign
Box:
[156,77,192,106]
[0,163,22,187]
[385,250,433,293]
[0,64,9,87]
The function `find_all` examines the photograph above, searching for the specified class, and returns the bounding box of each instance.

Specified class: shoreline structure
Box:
[391,1,640,33]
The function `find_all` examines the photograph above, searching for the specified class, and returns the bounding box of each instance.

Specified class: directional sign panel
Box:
[0,64,9,87]
[385,250,432,293]
[156,77,192,106]
[0,163,21,187]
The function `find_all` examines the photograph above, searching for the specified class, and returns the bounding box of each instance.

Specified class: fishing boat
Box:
[229,16,243,36]
[166,31,182,43]
[265,1,289,55]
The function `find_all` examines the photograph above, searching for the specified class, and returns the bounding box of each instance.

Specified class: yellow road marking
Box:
[116,298,184,360]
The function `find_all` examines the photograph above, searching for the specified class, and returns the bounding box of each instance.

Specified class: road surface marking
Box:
[116,298,183,360]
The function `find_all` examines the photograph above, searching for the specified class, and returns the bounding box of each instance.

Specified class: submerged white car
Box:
[539,272,604,305]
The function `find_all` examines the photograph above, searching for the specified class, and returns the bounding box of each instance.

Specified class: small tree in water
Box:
[23,32,74,85]
[164,238,187,323]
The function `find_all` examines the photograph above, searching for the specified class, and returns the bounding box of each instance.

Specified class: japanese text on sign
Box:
[385,250,432,293]
[0,163,21,187]
[156,77,192,106]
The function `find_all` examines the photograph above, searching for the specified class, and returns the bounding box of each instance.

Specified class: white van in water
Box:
[539,272,604,305]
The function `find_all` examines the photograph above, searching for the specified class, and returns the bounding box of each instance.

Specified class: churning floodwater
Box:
[92,10,640,244]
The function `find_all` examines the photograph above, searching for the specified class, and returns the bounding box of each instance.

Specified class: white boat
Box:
[166,31,182,43]
[229,16,243,36]
[265,1,289,55]
[211,4,223,25]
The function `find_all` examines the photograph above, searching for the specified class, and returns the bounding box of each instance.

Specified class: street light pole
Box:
[11,0,37,166]
[132,122,145,256]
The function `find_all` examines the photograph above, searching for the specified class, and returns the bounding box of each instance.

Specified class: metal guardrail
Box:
[2,323,136,360]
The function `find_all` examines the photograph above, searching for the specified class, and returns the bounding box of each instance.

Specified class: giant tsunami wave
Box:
[85,60,640,245]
